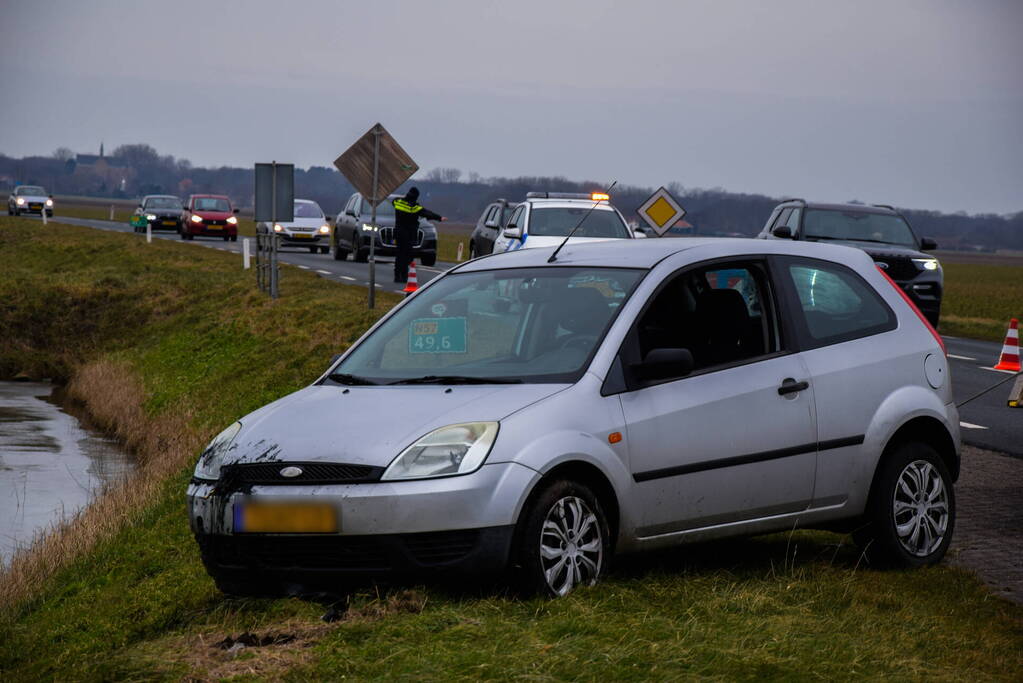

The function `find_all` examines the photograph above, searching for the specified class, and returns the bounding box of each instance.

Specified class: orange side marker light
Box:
[608,431,623,444]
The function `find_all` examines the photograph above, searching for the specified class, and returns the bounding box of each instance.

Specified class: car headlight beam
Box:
[193,421,242,481]
[226,216,238,224]
[912,258,940,271]
[190,214,203,223]
[146,214,157,220]
[382,422,499,480]
[319,224,330,234]
[45,198,54,207]
[16,197,25,205]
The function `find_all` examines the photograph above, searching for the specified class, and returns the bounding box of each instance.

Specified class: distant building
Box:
[73,144,133,193]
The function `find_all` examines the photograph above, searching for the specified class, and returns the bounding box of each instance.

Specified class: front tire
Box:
[421,253,437,267]
[513,479,610,597]
[331,242,348,261]
[855,442,955,568]
[354,247,369,263]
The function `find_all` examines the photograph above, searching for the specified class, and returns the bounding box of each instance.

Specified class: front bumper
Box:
[187,461,538,582]
[149,216,182,230]
[185,223,238,237]
[279,232,325,245]
[895,277,942,326]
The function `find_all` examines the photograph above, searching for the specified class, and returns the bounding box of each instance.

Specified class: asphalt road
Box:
[29,214,1023,457]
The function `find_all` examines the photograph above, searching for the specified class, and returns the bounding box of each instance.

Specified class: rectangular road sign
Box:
[638,186,686,237]
[333,123,418,206]
[254,162,294,222]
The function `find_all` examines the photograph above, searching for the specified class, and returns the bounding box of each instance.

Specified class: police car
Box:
[491,192,638,253]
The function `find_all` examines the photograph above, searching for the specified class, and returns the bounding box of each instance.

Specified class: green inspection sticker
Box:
[409,317,467,354]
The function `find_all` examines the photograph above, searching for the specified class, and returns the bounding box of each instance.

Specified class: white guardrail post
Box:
[146,223,152,243]
[243,238,251,269]
[109,205,115,220]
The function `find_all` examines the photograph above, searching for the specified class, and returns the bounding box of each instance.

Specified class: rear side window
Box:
[783,259,895,347]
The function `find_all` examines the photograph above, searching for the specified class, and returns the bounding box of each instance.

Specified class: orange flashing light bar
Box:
[591,192,610,202]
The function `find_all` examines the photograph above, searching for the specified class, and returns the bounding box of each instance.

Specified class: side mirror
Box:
[631,348,694,382]
[920,237,937,251]
[325,216,333,223]
[503,225,521,239]
[633,229,648,239]
[233,208,240,214]
[484,219,499,229]
[772,225,793,239]
[346,209,357,217]
[137,204,143,209]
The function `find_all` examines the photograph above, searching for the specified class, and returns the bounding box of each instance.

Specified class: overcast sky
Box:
[2,0,1020,214]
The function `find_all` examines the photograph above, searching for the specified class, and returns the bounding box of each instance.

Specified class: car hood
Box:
[806,238,928,259]
[278,217,325,229]
[224,383,569,467]
[191,210,233,219]
[14,194,48,202]
[511,235,630,251]
[358,215,436,230]
[146,209,182,216]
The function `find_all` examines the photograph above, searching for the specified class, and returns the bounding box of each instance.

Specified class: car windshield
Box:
[528,207,631,238]
[802,209,917,247]
[332,267,644,384]
[144,197,181,210]
[16,186,46,195]
[294,202,323,218]
[193,197,231,212]
[362,199,396,218]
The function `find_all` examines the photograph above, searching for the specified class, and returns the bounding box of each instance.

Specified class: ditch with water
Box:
[0,381,135,566]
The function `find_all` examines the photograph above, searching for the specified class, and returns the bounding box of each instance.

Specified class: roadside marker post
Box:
[334,122,419,309]
[41,208,47,225]
[637,187,686,237]
[457,241,464,262]
[243,238,251,269]
[109,205,115,221]
[146,223,152,243]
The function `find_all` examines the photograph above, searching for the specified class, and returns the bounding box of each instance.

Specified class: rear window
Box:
[784,259,895,347]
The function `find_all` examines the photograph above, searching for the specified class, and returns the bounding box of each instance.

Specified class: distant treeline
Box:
[2,146,1020,250]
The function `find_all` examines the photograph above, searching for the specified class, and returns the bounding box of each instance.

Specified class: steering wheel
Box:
[560,334,598,351]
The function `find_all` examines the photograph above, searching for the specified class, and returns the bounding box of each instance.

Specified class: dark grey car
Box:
[758,200,943,327]
[469,199,517,258]
[331,192,438,266]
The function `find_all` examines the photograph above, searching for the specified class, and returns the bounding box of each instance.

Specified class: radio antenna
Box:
[547,180,617,263]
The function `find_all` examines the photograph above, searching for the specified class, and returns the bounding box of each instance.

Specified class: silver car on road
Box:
[188,237,959,597]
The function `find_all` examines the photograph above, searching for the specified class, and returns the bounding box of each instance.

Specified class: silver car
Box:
[188,237,959,597]
[8,185,54,216]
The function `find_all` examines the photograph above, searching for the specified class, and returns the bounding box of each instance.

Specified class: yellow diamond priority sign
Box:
[638,187,686,237]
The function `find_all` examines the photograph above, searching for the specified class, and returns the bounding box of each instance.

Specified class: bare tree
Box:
[52,147,75,161]
[426,167,462,183]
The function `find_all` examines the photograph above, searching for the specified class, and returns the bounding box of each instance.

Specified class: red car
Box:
[181,194,239,241]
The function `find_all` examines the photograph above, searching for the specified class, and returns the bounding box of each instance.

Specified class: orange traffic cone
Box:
[403,260,419,294]
[993,318,1020,372]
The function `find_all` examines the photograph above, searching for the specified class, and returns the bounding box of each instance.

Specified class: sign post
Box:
[255,162,295,299]
[334,123,419,309]
[638,186,687,237]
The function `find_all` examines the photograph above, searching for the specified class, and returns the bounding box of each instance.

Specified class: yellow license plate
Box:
[206,225,222,230]
[292,233,311,238]
[162,220,175,226]
[237,502,337,533]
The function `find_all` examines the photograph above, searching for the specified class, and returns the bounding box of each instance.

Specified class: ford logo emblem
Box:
[874,261,889,270]
[280,466,303,478]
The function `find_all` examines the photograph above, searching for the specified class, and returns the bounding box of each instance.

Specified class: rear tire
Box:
[512,479,610,597]
[354,247,369,263]
[855,442,955,568]
[223,235,230,242]
[332,242,348,261]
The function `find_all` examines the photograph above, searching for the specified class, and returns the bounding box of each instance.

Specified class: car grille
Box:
[404,530,479,565]
[379,227,424,248]
[221,462,384,485]
[205,219,226,226]
[198,529,480,570]
[873,255,918,281]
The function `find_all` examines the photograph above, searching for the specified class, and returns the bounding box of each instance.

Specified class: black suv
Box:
[758,200,942,326]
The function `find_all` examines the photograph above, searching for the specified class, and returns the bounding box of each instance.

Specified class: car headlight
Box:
[912,258,940,271]
[45,198,54,207]
[382,422,499,480]
[16,197,25,205]
[273,223,283,232]
[193,421,242,481]
[319,224,330,234]
[362,222,378,232]
[190,214,203,223]
[146,213,157,220]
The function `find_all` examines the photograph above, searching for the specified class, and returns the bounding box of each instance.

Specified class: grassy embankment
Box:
[938,262,1023,341]
[0,216,1021,679]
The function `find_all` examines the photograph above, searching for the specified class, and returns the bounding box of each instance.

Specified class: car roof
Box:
[295,198,318,204]
[777,200,899,215]
[143,194,180,200]
[524,201,618,211]
[454,236,875,272]
[190,194,230,199]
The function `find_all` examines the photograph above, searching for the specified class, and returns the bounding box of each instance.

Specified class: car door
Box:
[479,205,500,254]
[771,255,900,510]
[617,258,817,537]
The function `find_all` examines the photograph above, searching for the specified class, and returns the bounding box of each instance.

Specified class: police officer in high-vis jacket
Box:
[392,187,443,282]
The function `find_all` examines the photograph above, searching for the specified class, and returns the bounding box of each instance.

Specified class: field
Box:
[938,261,1023,341]
[0,216,1020,680]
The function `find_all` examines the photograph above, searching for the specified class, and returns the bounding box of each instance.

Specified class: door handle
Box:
[778,378,809,396]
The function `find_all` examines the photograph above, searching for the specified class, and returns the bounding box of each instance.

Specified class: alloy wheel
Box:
[539,495,604,596]
[892,459,949,557]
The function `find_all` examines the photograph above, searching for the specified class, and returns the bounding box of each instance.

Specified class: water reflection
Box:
[0,381,135,565]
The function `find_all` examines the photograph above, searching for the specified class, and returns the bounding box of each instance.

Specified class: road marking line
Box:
[316,269,331,275]
[947,354,976,361]
[959,421,988,430]
[340,276,356,281]
[980,366,1018,375]
[297,265,310,269]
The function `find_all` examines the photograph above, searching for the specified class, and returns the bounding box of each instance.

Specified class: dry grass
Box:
[0,360,203,612]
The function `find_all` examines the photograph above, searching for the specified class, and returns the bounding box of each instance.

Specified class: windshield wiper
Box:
[326,372,379,386]
[388,375,523,385]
